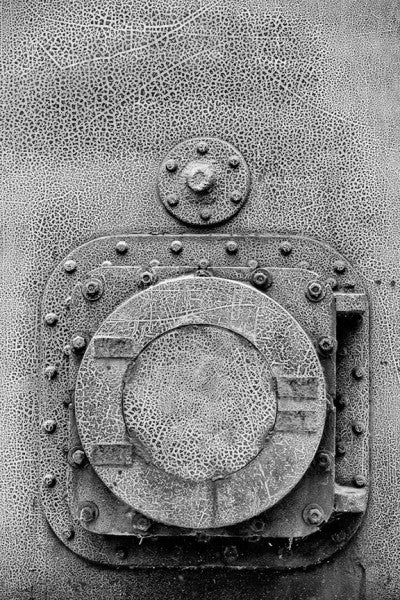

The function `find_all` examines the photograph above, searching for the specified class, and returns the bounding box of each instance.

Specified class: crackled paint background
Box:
[1,0,400,598]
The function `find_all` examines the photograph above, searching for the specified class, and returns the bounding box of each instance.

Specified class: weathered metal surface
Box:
[3,0,396,597]
[158,138,250,226]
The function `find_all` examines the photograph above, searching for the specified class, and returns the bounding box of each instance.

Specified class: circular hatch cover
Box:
[75,277,326,529]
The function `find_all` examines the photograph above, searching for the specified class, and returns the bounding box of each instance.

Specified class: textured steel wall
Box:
[1,0,400,598]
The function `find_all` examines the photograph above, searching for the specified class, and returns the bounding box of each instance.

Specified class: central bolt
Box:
[183,161,216,193]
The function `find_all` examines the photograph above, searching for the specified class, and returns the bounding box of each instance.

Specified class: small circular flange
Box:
[157,138,251,226]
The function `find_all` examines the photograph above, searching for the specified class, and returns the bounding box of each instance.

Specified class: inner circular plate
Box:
[122,324,276,482]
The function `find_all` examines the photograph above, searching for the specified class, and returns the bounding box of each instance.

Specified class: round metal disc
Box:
[157,138,251,226]
[75,277,326,529]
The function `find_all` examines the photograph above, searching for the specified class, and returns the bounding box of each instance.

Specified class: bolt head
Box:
[230,190,243,204]
[165,158,178,172]
[42,419,57,434]
[115,240,128,254]
[333,260,346,274]
[228,155,240,168]
[170,240,183,254]
[72,449,86,466]
[306,281,325,302]
[279,240,292,256]
[318,336,336,355]
[44,312,58,326]
[250,269,272,290]
[223,545,238,563]
[72,335,86,352]
[200,207,212,221]
[43,473,56,488]
[80,504,98,523]
[352,366,365,380]
[64,259,77,273]
[196,141,209,154]
[353,474,367,488]
[140,271,154,285]
[316,451,332,472]
[166,193,179,207]
[336,441,346,456]
[225,240,238,254]
[352,421,364,435]
[44,365,57,379]
[82,278,103,301]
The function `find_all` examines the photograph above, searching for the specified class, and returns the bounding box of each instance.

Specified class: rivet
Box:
[63,344,72,356]
[71,335,86,352]
[230,190,243,204]
[353,474,367,488]
[43,473,56,488]
[306,281,325,302]
[132,513,151,532]
[225,240,238,254]
[64,296,72,309]
[115,240,128,254]
[166,193,179,207]
[44,312,58,326]
[318,336,336,356]
[64,260,77,273]
[331,530,346,544]
[223,545,238,564]
[228,155,240,168]
[198,258,210,270]
[352,421,365,436]
[333,260,346,274]
[316,451,333,472]
[44,365,57,379]
[247,259,258,269]
[326,277,338,290]
[352,366,365,380]
[165,159,178,172]
[42,419,57,434]
[79,502,99,523]
[250,269,272,290]
[336,441,346,456]
[61,527,74,541]
[196,141,209,155]
[170,240,183,254]
[200,207,212,221]
[101,260,112,267]
[149,259,160,268]
[279,240,292,256]
[303,504,325,526]
[335,394,348,409]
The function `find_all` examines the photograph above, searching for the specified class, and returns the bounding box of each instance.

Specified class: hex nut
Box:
[225,240,238,254]
[318,336,336,355]
[279,240,292,256]
[64,259,77,273]
[333,260,346,274]
[170,240,183,254]
[44,312,58,326]
[71,335,86,352]
[43,473,56,488]
[353,474,367,488]
[250,269,272,290]
[140,271,154,286]
[115,240,128,254]
[306,281,325,302]
[303,504,325,526]
[82,278,103,301]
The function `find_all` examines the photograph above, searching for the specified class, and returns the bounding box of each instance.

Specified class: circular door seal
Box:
[75,277,326,529]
